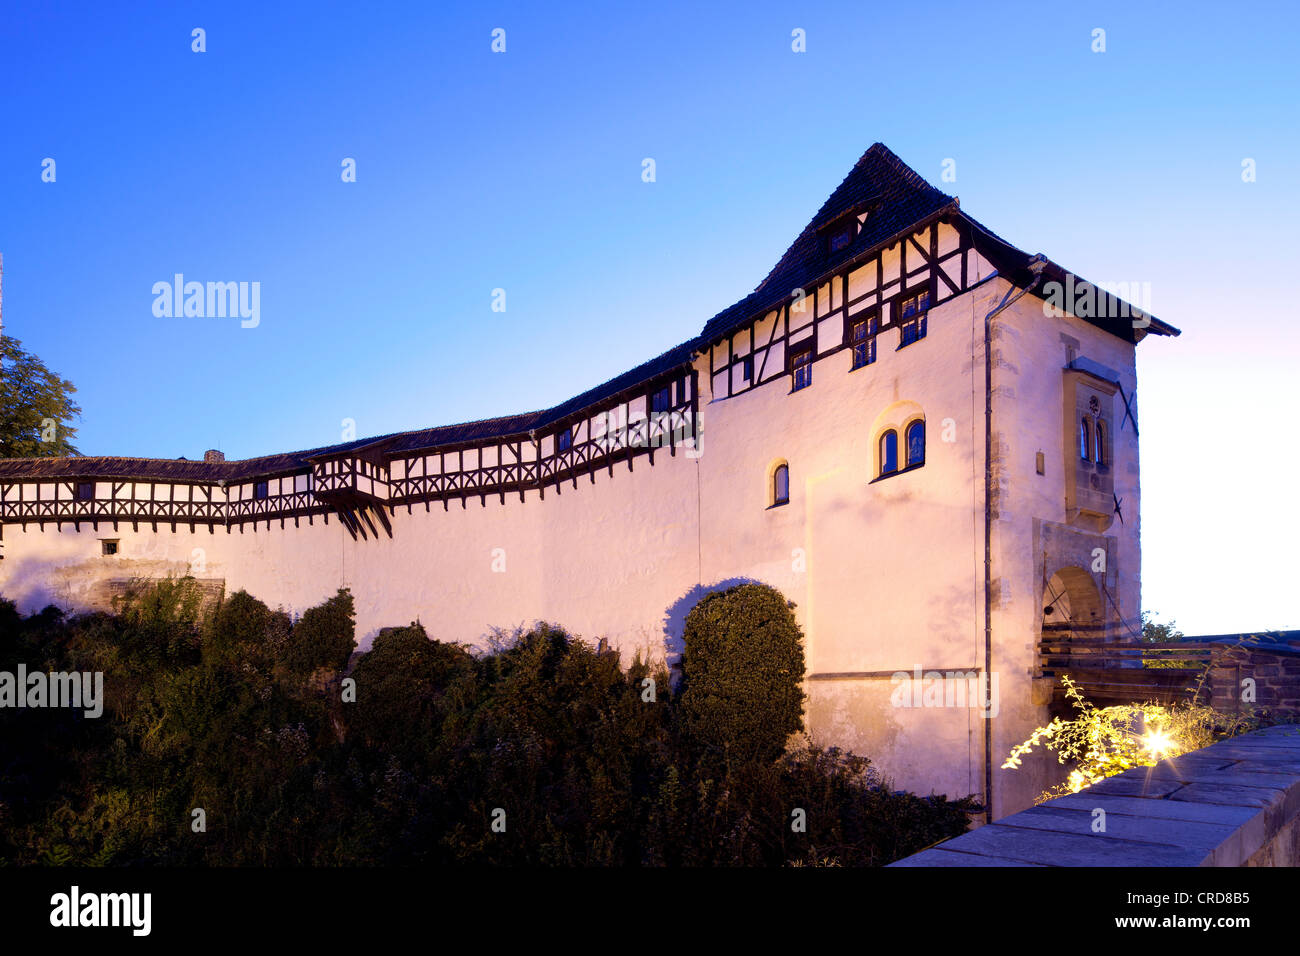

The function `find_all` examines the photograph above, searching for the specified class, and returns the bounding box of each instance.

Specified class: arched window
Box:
[906,420,925,468]
[1094,419,1106,466]
[880,430,898,476]
[772,463,790,506]
[1079,417,1091,461]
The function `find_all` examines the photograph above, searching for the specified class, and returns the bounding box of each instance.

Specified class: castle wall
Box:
[0,453,704,660]
[0,257,1147,818]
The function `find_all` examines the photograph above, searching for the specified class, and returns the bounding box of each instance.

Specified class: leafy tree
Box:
[1141,610,1183,644]
[0,334,81,457]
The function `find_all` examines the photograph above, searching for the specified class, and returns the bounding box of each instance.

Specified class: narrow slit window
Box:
[1094,419,1106,466]
[1080,418,1092,461]
[742,355,754,383]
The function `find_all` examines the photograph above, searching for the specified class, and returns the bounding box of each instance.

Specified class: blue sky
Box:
[1,1,1296,633]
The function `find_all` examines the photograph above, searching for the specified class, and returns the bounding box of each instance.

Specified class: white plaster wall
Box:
[0,452,703,662]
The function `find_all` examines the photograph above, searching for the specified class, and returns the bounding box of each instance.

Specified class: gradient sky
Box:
[1,1,1296,634]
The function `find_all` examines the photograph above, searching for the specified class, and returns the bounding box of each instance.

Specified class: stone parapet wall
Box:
[1208,644,1300,723]
[890,724,1300,866]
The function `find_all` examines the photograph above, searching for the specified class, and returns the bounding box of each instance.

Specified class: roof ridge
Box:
[863,141,934,190]
[0,454,202,464]
[751,143,948,297]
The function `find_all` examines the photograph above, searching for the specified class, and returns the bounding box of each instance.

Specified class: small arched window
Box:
[772,463,790,506]
[906,420,925,468]
[880,430,898,476]
[1094,419,1106,466]
[1079,417,1091,461]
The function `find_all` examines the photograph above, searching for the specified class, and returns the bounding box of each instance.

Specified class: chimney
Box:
[204,449,225,463]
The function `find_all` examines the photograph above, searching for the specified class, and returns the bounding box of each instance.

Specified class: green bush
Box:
[348,623,474,767]
[284,588,356,676]
[679,583,806,767]
[0,582,974,867]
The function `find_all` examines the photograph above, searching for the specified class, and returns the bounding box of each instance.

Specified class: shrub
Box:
[284,588,355,676]
[347,623,474,765]
[0,584,972,867]
[1003,674,1262,802]
[679,583,805,767]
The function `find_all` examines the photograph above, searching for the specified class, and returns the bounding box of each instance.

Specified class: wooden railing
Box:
[1038,626,1214,709]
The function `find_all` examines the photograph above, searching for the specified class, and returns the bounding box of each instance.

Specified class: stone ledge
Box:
[889,724,1300,867]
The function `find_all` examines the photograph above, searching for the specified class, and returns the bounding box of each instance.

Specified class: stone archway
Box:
[1042,566,1103,641]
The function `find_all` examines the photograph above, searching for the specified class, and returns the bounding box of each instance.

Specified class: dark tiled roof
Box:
[699,143,954,343]
[0,456,235,482]
[0,338,701,481]
[385,337,700,454]
[956,212,1181,341]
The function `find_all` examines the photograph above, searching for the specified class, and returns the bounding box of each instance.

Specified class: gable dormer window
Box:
[829,224,853,253]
